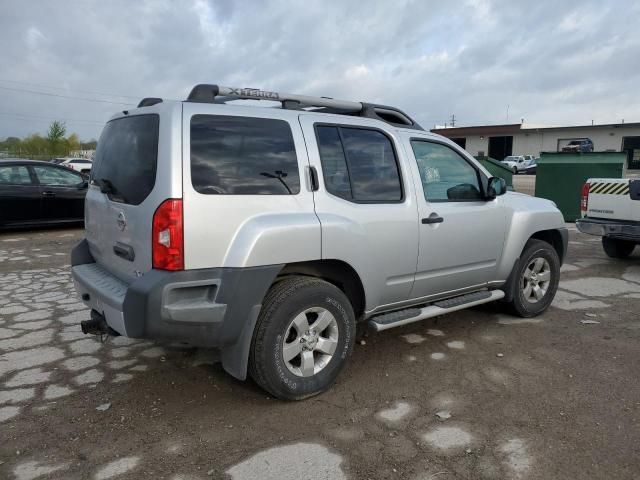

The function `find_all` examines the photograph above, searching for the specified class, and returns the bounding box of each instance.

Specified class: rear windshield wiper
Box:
[260,170,292,194]
[93,178,127,203]
[95,178,116,194]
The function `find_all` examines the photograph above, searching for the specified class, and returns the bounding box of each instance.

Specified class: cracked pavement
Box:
[1,224,639,480]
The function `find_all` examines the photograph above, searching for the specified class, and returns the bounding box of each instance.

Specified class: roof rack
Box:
[184,84,423,130]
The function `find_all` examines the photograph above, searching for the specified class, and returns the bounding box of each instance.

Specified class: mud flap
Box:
[220,305,262,380]
[500,256,520,303]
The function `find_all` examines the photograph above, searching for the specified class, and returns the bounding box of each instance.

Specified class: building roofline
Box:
[431,124,522,136]
[431,121,640,136]
[522,122,640,131]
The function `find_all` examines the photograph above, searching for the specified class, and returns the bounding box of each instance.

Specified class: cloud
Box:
[25,26,46,50]
[0,0,638,140]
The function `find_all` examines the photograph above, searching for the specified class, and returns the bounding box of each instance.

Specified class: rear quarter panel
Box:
[181,103,321,269]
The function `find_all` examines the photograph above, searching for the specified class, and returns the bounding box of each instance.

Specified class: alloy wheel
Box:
[282,307,339,377]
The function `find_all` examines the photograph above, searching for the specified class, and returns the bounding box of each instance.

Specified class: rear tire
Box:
[505,239,560,317]
[249,276,355,400]
[602,237,636,258]
[512,167,518,174]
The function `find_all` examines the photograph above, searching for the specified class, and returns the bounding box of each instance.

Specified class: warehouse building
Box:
[432,122,640,170]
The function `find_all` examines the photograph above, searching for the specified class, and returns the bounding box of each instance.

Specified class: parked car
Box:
[501,155,527,174]
[60,157,93,174]
[71,84,568,400]
[523,158,537,175]
[561,139,594,153]
[0,159,87,229]
[576,178,639,258]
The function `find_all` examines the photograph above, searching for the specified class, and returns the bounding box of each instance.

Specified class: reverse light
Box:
[580,182,590,217]
[152,199,184,271]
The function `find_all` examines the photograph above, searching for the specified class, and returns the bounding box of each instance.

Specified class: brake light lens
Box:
[152,199,184,271]
[580,182,590,216]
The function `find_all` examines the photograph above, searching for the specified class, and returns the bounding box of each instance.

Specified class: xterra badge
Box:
[116,211,126,231]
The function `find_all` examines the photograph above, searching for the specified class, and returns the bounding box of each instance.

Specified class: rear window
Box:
[0,165,32,185]
[190,115,300,195]
[91,114,159,205]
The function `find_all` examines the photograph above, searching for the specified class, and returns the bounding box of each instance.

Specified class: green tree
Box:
[47,120,66,155]
[4,137,21,149]
[21,134,48,156]
[81,139,97,150]
[0,136,21,154]
[66,133,80,153]
[1,128,96,159]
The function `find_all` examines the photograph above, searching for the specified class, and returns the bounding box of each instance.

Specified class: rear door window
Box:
[190,115,300,195]
[315,126,403,202]
[91,114,159,205]
[316,126,351,200]
[0,165,32,185]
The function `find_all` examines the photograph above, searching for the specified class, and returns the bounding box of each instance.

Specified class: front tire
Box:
[505,239,560,317]
[249,276,355,400]
[602,237,636,258]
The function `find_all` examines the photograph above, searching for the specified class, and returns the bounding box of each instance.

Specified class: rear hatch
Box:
[85,113,162,282]
[587,178,638,221]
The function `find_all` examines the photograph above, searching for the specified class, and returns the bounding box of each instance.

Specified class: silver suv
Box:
[72,84,568,400]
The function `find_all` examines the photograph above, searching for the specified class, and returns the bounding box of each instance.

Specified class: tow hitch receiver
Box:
[81,310,114,336]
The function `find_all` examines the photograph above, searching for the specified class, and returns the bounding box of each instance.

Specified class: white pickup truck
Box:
[576,178,640,258]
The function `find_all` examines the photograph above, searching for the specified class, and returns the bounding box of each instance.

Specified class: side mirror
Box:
[486,177,507,199]
[79,180,89,189]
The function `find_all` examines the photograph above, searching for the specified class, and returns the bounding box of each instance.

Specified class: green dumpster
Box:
[535,152,625,222]
[475,156,514,190]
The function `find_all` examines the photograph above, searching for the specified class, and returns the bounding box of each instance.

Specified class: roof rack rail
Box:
[185,84,423,130]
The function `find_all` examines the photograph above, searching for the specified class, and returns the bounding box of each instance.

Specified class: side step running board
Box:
[368,290,505,332]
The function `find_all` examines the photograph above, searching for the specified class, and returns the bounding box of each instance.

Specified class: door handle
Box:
[41,191,56,197]
[306,166,319,191]
[113,242,135,261]
[422,215,444,224]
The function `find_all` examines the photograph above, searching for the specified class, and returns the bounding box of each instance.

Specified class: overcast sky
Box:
[1,0,639,140]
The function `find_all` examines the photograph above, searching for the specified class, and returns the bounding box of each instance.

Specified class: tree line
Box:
[0,121,97,160]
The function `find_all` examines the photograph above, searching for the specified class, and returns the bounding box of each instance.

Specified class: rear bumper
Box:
[70,239,282,348]
[576,217,640,242]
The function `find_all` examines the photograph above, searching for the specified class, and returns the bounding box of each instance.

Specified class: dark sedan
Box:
[0,159,87,229]
[524,158,537,175]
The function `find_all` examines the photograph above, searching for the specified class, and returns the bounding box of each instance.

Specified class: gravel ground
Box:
[1,226,639,480]
[512,176,535,196]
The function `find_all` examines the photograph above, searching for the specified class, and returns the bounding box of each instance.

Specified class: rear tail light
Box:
[152,199,184,271]
[580,182,590,216]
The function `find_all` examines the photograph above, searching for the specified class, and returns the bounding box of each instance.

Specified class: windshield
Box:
[91,114,159,205]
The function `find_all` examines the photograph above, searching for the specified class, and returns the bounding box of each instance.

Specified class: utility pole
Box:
[450,114,456,127]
